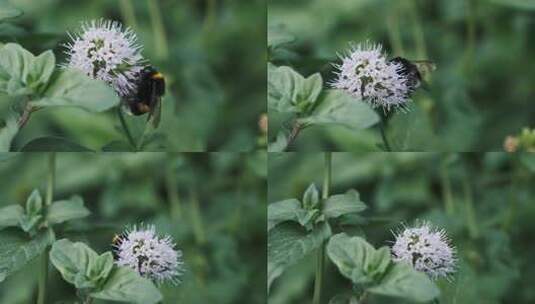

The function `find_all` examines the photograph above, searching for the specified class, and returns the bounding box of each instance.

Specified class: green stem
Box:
[190,189,206,245]
[203,0,217,35]
[117,108,136,149]
[464,0,477,73]
[136,121,150,151]
[387,3,405,56]
[379,117,392,152]
[37,153,55,304]
[283,122,303,152]
[147,0,169,60]
[462,173,479,238]
[119,0,138,29]
[312,153,332,304]
[166,156,182,219]
[502,157,520,231]
[440,162,455,215]
[407,0,427,59]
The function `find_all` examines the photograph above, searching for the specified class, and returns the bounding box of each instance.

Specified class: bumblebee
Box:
[111,232,128,259]
[388,57,436,95]
[123,66,165,127]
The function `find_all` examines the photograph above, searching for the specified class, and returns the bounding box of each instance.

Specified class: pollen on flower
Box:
[391,221,456,280]
[113,225,185,285]
[63,19,145,96]
[331,41,411,112]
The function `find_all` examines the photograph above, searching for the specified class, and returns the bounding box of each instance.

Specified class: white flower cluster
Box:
[391,222,456,280]
[114,225,184,285]
[331,42,411,111]
[64,19,145,96]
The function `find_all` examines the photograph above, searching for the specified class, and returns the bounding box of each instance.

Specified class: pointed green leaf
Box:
[299,89,379,130]
[47,196,90,225]
[326,233,391,285]
[0,205,24,229]
[33,68,119,112]
[0,228,54,282]
[267,199,305,230]
[49,239,113,289]
[268,221,331,291]
[323,189,367,219]
[25,189,42,215]
[367,262,440,302]
[0,4,23,22]
[90,266,163,304]
[302,183,319,210]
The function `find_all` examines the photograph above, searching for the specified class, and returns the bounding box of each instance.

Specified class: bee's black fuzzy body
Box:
[125,66,165,116]
[389,57,422,94]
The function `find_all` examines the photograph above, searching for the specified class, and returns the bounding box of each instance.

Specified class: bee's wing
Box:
[148,80,162,128]
[411,60,437,82]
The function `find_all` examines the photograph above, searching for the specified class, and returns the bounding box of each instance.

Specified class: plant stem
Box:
[37,153,56,304]
[283,122,303,151]
[464,0,477,74]
[203,0,217,35]
[117,108,136,149]
[136,121,150,151]
[440,161,455,215]
[190,189,206,245]
[407,0,427,59]
[147,0,169,60]
[387,3,405,56]
[119,0,138,30]
[462,173,479,239]
[359,291,369,303]
[312,152,332,304]
[166,155,182,219]
[378,116,392,151]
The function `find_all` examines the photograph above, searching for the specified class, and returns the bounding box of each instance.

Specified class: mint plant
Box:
[268,153,448,303]
[0,153,171,304]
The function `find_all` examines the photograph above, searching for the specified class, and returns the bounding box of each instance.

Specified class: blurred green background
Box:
[268,152,535,303]
[0,0,266,151]
[268,0,535,151]
[0,152,267,303]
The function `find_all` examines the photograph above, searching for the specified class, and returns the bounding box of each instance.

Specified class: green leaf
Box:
[33,68,119,112]
[27,50,55,94]
[299,90,379,130]
[0,43,54,96]
[268,64,323,114]
[268,26,296,49]
[302,183,319,210]
[101,140,134,152]
[329,294,360,304]
[47,196,90,225]
[323,189,367,219]
[267,199,305,231]
[268,221,331,292]
[0,4,23,22]
[326,233,391,285]
[25,189,42,215]
[0,228,54,282]
[0,205,24,230]
[20,136,94,152]
[367,262,440,303]
[90,266,163,304]
[49,239,113,289]
[0,114,20,152]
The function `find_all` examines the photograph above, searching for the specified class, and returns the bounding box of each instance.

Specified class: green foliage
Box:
[268,152,534,303]
[0,228,54,282]
[90,267,163,304]
[0,1,265,151]
[268,0,535,151]
[268,63,379,151]
[327,233,439,303]
[0,152,266,304]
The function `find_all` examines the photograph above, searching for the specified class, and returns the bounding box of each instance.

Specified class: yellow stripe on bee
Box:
[152,72,164,79]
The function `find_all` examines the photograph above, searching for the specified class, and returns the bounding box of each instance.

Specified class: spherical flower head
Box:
[391,222,456,280]
[331,42,411,111]
[113,225,185,285]
[64,19,145,96]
